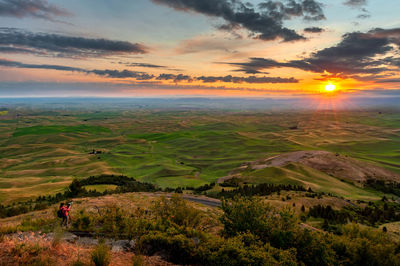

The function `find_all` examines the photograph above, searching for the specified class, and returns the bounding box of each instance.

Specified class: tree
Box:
[68,179,85,196]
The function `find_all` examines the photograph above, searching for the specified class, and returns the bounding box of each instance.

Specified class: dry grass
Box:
[0,192,221,230]
[379,221,400,241]
[262,191,352,212]
[0,235,169,266]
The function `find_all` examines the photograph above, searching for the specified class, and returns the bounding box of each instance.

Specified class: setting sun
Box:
[325,83,336,92]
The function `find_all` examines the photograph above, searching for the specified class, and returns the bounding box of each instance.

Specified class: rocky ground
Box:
[0,231,177,266]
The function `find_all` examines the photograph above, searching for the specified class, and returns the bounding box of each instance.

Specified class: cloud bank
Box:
[0,0,70,21]
[0,58,298,84]
[0,28,148,58]
[229,28,400,82]
[304,27,324,33]
[152,0,325,42]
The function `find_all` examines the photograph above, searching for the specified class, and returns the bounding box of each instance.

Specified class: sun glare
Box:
[324,83,336,92]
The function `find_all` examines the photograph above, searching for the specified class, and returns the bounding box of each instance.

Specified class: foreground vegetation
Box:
[3,175,400,232]
[1,195,400,265]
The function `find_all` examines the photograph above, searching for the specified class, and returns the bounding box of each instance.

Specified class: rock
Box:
[111,240,133,252]
[63,232,78,243]
[77,237,98,246]
[129,239,136,250]
[111,243,124,252]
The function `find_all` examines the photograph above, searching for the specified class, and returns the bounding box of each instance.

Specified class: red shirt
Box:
[61,206,71,216]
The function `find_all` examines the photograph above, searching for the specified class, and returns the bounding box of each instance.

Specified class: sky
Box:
[0,0,399,97]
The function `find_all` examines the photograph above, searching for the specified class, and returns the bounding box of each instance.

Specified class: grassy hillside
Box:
[1,193,399,265]
[240,163,384,200]
[0,109,399,203]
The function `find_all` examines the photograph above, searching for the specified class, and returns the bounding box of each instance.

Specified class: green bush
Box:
[91,240,111,266]
[220,196,297,244]
[219,196,400,266]
[72,210,94,231]
[152,194,206,229]
[139,230,297,265]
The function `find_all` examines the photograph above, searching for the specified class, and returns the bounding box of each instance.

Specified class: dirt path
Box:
[181,195,221,207]
[142,192,221,208]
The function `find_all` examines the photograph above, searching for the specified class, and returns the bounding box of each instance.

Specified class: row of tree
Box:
[366,179,400,196]
[217,183,308,198]
[308,201,400,226]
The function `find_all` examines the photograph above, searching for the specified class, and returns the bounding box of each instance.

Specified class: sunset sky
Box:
[0,0,399,97]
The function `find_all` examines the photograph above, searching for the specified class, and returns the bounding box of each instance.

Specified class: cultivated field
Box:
[0,107,399,203]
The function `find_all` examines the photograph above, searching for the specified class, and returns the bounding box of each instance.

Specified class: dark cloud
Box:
[152,0,325,42]
[0,0,70,21]
[0,57,298,84]
[0,46,44,54]
[90,70,155,80]
[300,0,326,21]
[228,58,290,74]
[0,28,149,58]
[375,79,400,83]
[197,75,298,83]
[304,27,325,33]
[258,0,325,21]
[156,73,298,84]
[0,58,154,80]
[229,28,400,80]
[157,74,193,82]
[343,0,367,8]
[124,62,166,68]
[0,58,83,72]
[357,13,370,19]
[120,62,183,72]
[368,28,400,45]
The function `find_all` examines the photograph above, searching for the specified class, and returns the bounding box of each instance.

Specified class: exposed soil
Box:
[260,151,400,183]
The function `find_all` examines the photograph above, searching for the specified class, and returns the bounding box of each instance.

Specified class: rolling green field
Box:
[0,108,399,203]
[239,163,386,200]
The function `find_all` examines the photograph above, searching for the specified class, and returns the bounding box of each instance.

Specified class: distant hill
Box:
[219,150,400,200]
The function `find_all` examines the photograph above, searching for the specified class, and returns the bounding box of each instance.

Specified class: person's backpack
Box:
[57,208,64,218]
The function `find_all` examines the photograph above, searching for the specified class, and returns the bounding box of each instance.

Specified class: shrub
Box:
[152,194,206,229]
[100,206,127,238]
[34,202,49,211]
[11,243,53,266]
[220,196,298,243]
[72,210,94,231]
[139,230,297,265]
[132,255,145,266]
[91,240,111,266]
[52,226,64,247]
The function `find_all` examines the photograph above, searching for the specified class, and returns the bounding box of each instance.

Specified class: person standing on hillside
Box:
[59,202,72,227]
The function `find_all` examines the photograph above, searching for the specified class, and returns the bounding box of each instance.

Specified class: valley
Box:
[1,107,400,203]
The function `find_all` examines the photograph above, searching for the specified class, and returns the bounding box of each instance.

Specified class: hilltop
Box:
[250,151,400,184]
[218,150,400,200]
